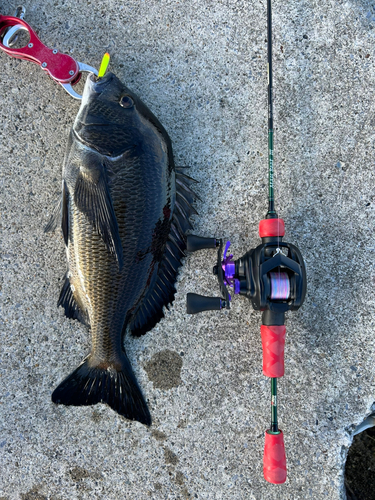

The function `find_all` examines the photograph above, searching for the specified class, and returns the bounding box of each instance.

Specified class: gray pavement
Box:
[0,0,375,498]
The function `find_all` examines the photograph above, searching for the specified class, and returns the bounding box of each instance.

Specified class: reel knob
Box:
[186,235,218,253]
[186,293,224,314]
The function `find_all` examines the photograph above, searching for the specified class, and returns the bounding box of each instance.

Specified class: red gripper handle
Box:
[0,16,79,83]
[260,325,286,378]
[263,430,287,484]
[259,218,285,238]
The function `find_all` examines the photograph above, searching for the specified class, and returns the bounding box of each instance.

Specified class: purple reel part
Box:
[222,241,240,298]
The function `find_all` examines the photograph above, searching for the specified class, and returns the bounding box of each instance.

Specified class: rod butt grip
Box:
[260,325,286,378]
[263,430,287,484]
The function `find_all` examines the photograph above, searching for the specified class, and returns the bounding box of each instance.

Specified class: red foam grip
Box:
[263,430,287,484]
[260,325,286,378]
[259,218,285,238]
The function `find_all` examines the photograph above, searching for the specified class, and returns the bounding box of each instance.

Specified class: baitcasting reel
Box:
[187,218,306,327]
[186,216,306,483]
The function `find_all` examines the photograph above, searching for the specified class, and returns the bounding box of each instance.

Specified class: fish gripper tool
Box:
[0,6,97,99]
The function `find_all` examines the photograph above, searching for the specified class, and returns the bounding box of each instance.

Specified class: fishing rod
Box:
[185,0,306,484]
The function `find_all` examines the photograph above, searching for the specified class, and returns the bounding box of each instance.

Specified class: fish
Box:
[45,72,197,425]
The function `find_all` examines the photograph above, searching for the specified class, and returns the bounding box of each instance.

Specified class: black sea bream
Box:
[46,73,197,425]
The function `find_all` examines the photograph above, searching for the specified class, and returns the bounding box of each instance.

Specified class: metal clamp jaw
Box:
[0,11,97,99]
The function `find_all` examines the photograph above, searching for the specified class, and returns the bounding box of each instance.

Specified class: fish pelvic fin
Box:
[51,353,151,426]
[44,181,70,247]
[44,196,62,233]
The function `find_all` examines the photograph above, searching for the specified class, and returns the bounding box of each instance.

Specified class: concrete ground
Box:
[1,0,375,498]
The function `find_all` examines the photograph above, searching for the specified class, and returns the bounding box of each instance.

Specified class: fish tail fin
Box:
[51,354,151,426]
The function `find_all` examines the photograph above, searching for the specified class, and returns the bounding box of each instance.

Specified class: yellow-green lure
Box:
[98,52,110,78]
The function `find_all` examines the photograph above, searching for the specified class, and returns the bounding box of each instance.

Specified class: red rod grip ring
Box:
[263,430,287,484]
[259,218,285,238]
[260,325,286,378]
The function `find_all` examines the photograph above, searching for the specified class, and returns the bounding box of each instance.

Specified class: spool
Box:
[270,272,290,300]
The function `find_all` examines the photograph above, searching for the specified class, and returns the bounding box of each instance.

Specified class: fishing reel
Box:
[187,218,306,322]
[186,217,306,484]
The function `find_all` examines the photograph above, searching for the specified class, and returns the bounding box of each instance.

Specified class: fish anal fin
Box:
[58,275,90,327]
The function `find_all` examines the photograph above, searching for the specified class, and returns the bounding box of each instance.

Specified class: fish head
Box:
[73,72,162,157]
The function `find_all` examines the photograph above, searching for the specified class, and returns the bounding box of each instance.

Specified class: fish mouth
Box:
[88,72,114,94]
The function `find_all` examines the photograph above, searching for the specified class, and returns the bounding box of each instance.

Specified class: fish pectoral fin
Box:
[58,275,90,327]
[74,167,124,270]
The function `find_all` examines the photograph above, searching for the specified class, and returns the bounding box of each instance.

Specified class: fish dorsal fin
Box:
[73,152,124,270]
[129,168,198,336]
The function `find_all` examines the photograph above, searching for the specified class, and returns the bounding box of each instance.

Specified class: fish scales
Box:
[70,154,170,352]
[47,73,196,424]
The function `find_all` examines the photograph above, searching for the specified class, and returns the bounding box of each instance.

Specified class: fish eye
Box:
[119,95,134,108]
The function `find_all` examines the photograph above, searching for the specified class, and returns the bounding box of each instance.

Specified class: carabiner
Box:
[2,5,26,44]
[2,22,28,48]
[0,14,97,99]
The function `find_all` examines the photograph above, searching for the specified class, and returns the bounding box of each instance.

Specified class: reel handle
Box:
[186,293,223,314]
[187,235,218,253]
[263,430,287,484]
